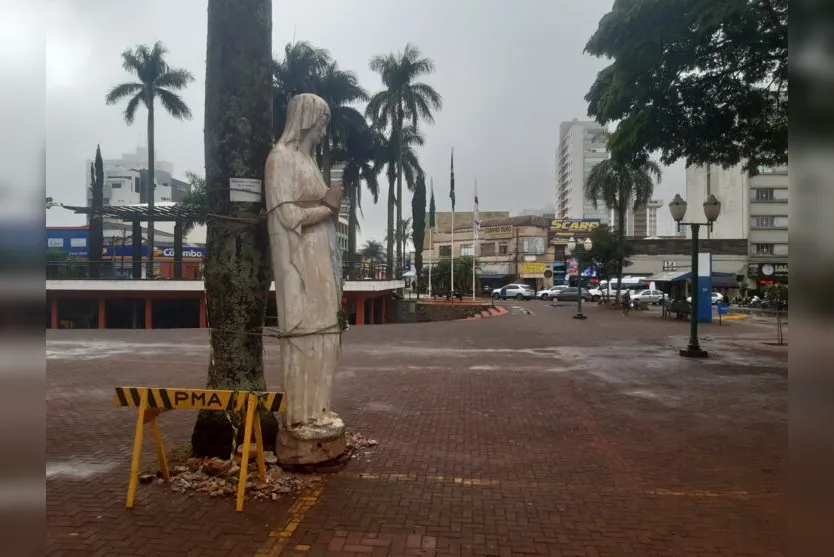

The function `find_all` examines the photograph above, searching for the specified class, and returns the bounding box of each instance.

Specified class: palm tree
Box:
[273,41,331,137]
[105,41,194,277]
[585,159,662,303]
[373,124,426,278]
[366,44,442,278]
[331,121,383,256]
[273,43,368,186]
[359,240,385,263]
[385,217,412,256]
[317,61,369,186]
[179,171,207,237]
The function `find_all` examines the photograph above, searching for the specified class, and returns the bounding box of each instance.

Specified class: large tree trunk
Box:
[146,101,155,279]
[386,173,395,279]
[191,0,277,459]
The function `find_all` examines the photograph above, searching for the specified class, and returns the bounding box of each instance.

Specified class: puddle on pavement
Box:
[47,340,205,360]
[46,460,116,480]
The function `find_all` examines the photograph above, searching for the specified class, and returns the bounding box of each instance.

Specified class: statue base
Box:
[276,412,346,466]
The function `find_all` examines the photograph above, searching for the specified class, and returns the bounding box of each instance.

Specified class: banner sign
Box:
[103,245,206,260]
[482,225,514,239]
[550,218,601,240]
[520,262,547,275]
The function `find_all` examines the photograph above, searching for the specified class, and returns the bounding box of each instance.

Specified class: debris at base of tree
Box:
[143,431,378,501]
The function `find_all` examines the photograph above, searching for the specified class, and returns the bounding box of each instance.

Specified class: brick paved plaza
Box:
[47,303,786,557]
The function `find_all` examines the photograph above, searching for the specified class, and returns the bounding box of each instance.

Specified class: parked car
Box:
[586,287,604,301]
[536,285,568,301]
[493,284,536,300]
[631,289,669,305]
[553,287,592,302]
[686,292,724,305]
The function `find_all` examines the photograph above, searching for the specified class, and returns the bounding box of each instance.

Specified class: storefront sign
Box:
[748,262,788,280]
[482,225,514,239]
[521,262,547,276]
[549,218,600,240]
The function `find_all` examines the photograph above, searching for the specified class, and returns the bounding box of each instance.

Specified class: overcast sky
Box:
[41,0,682,241]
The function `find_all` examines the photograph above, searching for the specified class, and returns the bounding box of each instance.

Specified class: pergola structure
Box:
[63,205,207,279]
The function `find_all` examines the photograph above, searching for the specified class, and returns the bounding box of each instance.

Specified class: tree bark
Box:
[146,99,155,279]
[386,173,394,279]
[191,0,277,458]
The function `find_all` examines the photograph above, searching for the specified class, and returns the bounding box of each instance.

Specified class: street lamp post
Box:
[669,193,721,358]
[566,236,593,320]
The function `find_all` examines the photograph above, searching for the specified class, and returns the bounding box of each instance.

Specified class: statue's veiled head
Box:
[278,93,331,151]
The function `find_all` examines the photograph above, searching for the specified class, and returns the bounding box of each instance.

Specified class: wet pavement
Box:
[47,302,787,556]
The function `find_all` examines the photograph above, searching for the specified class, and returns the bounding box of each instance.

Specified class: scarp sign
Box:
[114,387,285,512]
[550,218,600,239]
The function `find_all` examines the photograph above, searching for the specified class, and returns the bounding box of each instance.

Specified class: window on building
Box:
[753,216,775,228]
[480,243,496,256]
[498,243,509,255]
[754,243,775,255]
[754,188,775,201]
[438,245,452,257]
[111,182,122,189]
[461,244,474,256]
[522,237,546,255]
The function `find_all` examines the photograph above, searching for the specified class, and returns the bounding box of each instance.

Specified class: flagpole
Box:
[472,177,478,301]
[451,210,455,296]
[449,148,455,298]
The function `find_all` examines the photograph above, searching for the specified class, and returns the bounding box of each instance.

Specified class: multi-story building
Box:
[609,199,663,238]
[555,119,610,223]
[85,147,177,208]
[423,214,554,292]
[330,163,349,258]
[685,163,789,288]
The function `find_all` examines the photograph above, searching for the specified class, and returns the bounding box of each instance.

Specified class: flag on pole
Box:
[449,148,456,211]
[429,182,436,232]
[473,179,479,242]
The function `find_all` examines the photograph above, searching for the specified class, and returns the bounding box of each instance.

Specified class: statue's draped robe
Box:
[265,145,342,426]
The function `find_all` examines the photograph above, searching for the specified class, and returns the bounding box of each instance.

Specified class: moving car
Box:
[536,285,568,301]
[493,283,536,300]
[686,292,724,305]
[631,289,669,305]
[553,287,592,302]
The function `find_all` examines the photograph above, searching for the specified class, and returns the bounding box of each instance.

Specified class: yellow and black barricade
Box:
[114,387,285,512]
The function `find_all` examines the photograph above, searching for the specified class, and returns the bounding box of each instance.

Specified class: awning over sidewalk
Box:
[647,270,689,282]
[648,270,739,288]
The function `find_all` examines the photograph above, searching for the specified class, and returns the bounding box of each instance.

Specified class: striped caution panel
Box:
[114,387,284,412]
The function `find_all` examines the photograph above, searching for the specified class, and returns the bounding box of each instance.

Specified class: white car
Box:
[631,289,669,305]
[586,287,604,301]
[493,284,536,300]
[536,285,568,301]
[686,292,724,305]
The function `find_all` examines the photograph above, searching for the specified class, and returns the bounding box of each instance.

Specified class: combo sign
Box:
[114,387,285,512]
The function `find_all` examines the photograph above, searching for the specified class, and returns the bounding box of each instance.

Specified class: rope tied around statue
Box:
[200,187,349,340]
[200,185,343,243]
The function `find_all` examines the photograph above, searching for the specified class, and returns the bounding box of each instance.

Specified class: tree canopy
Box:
[584,0,787,173]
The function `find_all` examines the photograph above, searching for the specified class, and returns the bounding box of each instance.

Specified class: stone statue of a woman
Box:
[265,93,346,464]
